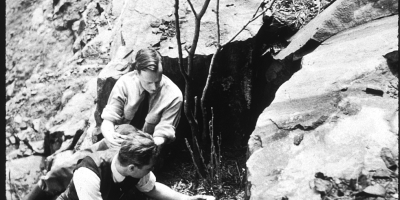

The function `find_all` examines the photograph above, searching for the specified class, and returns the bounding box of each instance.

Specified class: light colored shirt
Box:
[101,70,183,142]
[73,155,156,200]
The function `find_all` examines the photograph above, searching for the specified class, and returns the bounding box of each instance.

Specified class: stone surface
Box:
[108,0,263,59]
[247,16,398,200]
[48,77,96,138]
[380,147,397,170]
[363,184,386,197]
[372,169,392,179]
[6,156,45,199]
[274,0,398,60]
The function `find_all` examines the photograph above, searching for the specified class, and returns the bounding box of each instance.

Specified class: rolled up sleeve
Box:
[153,96,182,142]
[101,79,127,124]
[136,172,156,192]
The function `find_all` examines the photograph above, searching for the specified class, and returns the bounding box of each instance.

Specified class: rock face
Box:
[274,0,398,60]
[107,0,263,59]
[246,15,398,200]
[7,0,289,197]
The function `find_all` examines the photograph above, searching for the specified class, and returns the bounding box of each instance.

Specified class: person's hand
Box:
[153,136,166,147]
[188,195,215,200]
[103,131,128,148]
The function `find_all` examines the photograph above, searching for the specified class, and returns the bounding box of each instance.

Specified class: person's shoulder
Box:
[116,71,140,87]
[120,71,139,81]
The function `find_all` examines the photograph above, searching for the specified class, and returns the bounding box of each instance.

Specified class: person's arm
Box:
[101,119,127,148]
[101,77,133,147]
[145,182,215,200]
[73,167,103,200]
[152,96,183,146]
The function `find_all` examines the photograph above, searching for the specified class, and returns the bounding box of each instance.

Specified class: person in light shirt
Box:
[101,47,183,149]
[56,125,214,200]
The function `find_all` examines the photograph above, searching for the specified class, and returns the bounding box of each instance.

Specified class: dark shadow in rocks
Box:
[384,50,398,77]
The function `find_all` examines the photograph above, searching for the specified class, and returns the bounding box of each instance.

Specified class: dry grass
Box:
[157,145,247,200]
[273,0,336,29]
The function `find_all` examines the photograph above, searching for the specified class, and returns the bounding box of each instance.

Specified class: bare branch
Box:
[222,0,277,47]
[186,0,198,18]
[187,0,211,62]
[252,0,268,18]
[184,45,190,54]
[185,138,205,180]
[216,0,220,45]
[198,0,211,19]
[174,0,189,81]
[194,96,198,123]
[201,0,221,139]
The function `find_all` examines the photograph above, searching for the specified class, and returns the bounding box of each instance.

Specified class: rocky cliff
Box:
[6,0,398,199]
[246,0,398,199]
[6,0,296,198]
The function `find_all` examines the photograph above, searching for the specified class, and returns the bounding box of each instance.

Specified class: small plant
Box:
[185,107,222,196]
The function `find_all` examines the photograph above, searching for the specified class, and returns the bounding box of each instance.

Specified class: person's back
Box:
[57,149,145,200]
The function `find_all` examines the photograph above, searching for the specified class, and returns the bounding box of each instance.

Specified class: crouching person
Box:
[56,127,214,200]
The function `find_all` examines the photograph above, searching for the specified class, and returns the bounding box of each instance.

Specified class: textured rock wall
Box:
[275,0,398,60]
[246,15,398,200]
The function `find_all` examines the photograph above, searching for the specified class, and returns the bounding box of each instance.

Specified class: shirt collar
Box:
[111,154,125,183]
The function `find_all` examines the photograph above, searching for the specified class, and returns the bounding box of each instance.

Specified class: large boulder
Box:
[108,0,263,59]
[246,15,398,200]
[274,0,398,60]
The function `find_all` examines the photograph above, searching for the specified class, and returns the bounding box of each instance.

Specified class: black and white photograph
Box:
[5,0,398,199]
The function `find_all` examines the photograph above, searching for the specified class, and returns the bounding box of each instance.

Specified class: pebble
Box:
[363,184,386,197]
[32,118,42,132]
[373,169,392,179]
[160,35,168,40]
[380,147,397,170]
[19,143,28,152]
[6,139,10,146]
[30,140,44,154]
[9,136,16,144]
[294,133,304,146]
[150,19,161,28]
[23,148,33,156]
[152,29,162,34]
[17,130,31,141]
[16,149,24,157]
[19,121,28,130]
[159,24,167,31]
[313,178,333,193]
[6,132,12,137]
[14,115,23,124]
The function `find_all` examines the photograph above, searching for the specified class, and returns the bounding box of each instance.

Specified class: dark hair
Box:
[134,48,162,73]
[118,129,158,168]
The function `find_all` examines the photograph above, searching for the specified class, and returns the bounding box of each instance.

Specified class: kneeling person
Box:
[57,128,214,200]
